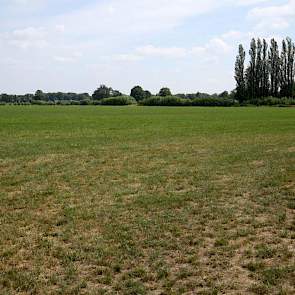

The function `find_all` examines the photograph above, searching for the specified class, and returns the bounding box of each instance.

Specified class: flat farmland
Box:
[0,106,294,294]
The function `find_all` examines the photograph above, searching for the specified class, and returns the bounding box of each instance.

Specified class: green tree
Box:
[286,37,295,97]
[144,90,152,99]
[261,39,269,97]
[246,38,257,100]
[158,87,172,97]
[35,90,46,101]
[280,39,288,97]
[110,90,122,97]
[218,91,229,98]
[235,44,246,102]
[130,86,145,101]
[269,39,280,97]
[256,38,263,98]
[92,85,112,100]
[130,86,152,101]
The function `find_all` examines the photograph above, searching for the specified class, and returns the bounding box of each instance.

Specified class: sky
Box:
[0,0,294,95]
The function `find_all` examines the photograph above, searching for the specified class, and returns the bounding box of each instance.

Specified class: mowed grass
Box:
[0,106,294,295]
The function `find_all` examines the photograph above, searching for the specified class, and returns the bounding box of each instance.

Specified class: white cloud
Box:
[55,24,65,33]
[53,56,75,63]
[113,54,143,62]
[114,35,233,62]
[136,45,188,58]
[248,0,295,31]
[236,0,270,5]
[5,27,48,49]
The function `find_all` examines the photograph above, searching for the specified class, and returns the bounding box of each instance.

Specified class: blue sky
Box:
[0,0,294,94]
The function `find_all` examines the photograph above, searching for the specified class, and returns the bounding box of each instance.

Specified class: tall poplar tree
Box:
[269,39,280,97]
[247,38,257,99]
[235,44,246,102]
[256,38,263,98]
[286,37,295,97]
[262,39,269,97]
[280,39,288,97]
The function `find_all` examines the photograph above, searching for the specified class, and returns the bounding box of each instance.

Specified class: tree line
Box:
[0,85,234,105]
[235,37,295,102]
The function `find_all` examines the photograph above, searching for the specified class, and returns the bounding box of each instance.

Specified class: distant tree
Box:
[285,37,295,97]
[92,85,122,100]
[92,85,111,100]
[261,39,269,97]
[269,39,280,97]
[158,87,172,97]
[130,86,152,101]
[247,38,257,100]
[144,90,152,99]
[111,90,122,97]
[35,90,46,101]
[130,86,145,101]
[276,37,295,97]
[218,91,229,98]
[256,38,263,98]
[280,39,288,97]
[235,44,246,102]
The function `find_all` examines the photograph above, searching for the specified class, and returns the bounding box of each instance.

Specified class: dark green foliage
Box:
[245,97,295,106]
[92,85,122,100]
[261,39,269,98]
[0,92,91,104]
[100,96,136,105]
[269,39,280,97]
[35,90,46,101]
[218,91,229,98]
[177,92,213,99]
[235,44,246,102]
[140,96,236,106]
[237,37,295,102]
[130,86,151,102]
[79,99,93,105]
[158,87,172,97]
[247,38,257,100]
[31,100,48,105]
[191,97,237,106]
[140,96,190,106]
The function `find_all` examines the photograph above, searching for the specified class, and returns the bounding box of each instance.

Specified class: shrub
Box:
[79,99,93,105]
[140,96,190,106]
[191,97,237,107]
[100,96,136,106]
[31,100,48,105]
[246,97,295,106]
[56,100,71,105]
[140,96,237,107]
[70,100,81,105]
[158,87,172,97]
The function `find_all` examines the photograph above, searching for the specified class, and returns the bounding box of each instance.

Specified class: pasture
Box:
[0,106,294,294]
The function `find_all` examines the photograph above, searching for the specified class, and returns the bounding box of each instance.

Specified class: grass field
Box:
[0,106,295,294]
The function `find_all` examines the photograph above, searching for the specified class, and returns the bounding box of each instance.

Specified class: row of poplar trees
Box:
[235,37,295,102]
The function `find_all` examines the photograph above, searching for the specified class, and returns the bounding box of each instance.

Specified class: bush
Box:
[79,99,93,105]
[31,100,48,105]
[191,97,237,107]
[56,100,71,105]
[141,96,237,107]
[100,96,136,106]
[140,96,190,106]
[246,97,295,106]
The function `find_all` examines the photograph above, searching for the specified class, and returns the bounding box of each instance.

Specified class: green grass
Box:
[0,106,295,294]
